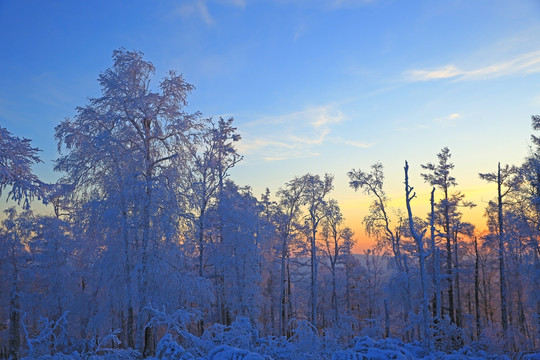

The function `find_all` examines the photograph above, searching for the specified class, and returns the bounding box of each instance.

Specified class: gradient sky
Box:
[1,0,540,250]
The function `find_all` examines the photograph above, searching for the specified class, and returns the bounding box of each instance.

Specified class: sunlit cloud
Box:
[263,156,289,161]
[237,105,347,161]
[339,139,374,148]
[407,65,462,81]
[236,138,295,154]
[405,50,540,82]
[433,113,462,127]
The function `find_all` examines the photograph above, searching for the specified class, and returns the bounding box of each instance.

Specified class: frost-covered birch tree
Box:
[422,147,457,323]
[275,177,307,337]
[348,163,412,338]
[0,126,46,209]
[54,48,203,355]
[320,199,355,327]
[404,161,431,349]
[479,163,520,334]
[301,173,333,329]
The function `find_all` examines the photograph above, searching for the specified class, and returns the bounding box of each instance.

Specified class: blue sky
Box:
[1,0,540,248]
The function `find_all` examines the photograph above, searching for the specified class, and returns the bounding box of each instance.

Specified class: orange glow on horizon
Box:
[341,183,494,254]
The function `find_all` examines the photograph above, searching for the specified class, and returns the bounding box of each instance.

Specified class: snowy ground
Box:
[19,317,539,360]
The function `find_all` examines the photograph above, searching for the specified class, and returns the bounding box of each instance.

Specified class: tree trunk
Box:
[497,162,508,333]
[405,162,431,349]
[474,236,481,339]
[445,187,455,324]
[279,240,288,337]
[453,230,462,327]
[8,256,20,360]
[384,298,390,338]
[430,188,442,319]
[121,190,134,349]
[310,226,318,328]
[137,120,153,353]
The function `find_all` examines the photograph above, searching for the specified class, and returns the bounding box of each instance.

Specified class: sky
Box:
[1,0,540,251]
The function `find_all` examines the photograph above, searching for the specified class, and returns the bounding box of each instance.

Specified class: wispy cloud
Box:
[433,113,462,127]
[170,0,246,25]
[338,138,374,148]
[534,94,540,106]
[327,0,376,9]
[405,50,540,82]
[223,0,246,8]
[173,0,215,26]
[237,105,349,161]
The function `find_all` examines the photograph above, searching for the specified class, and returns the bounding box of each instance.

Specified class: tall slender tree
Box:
[479,163,520,333]
[275,177,307,337]
[301,173,333,329]
[348,163,412,339]
[320,199,355,326]
[422,147,457,323]
[404,161,431,349]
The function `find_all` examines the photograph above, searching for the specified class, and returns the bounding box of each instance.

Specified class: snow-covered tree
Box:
[0,126,45,209]
[348,163,412,339]
[212,182,263,323]
[301,173,333,329]
[320,199,355,327]
[479,163,520,334]
[422,147,457,324]
[275,176,308,337]
[186,117,242,279]
[54,48,203,355]
[404,161,431,349]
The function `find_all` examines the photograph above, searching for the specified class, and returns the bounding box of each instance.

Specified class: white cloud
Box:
[340,139,374,148]
[534,94,540,106]
[236,138,295,154]
[238,105,348,161]
[173,0,215,26]
[407,65,461,81]
[289,129,330,145]
[433,113,462,127]
[327,0,376,9]
[225,0,246,8]
[405,50,540,82]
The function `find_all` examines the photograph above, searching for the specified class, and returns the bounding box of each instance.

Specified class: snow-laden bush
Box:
[145,306,205,357]
[201,316,259,353]
[287,319,320,357]
[431,316,465,352]
[207,345,267,360]
[21,312,70,358]
[472,322,507,355]
[254,336,293,360]
[152,334,198,360]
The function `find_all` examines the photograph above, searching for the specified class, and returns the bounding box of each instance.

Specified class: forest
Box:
[0,49,539,360]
